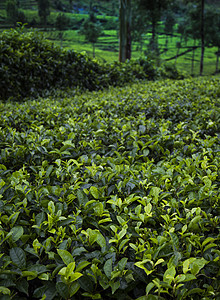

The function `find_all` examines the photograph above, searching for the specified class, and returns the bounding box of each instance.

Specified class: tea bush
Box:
[0,27,185,101]
[0,76,219,299]
[0,27,105,100]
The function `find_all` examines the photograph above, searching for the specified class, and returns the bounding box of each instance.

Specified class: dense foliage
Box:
[0,27,184,101]
[0,77,219,299]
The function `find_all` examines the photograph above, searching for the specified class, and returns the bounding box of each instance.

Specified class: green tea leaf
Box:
[57,249,74,265]
[175,274,186,283]
[118,257,128,271]
[110,281,120,294]
[10,226,24,242]
[76,261,90,272]
[154,259,164,267]
[69,272,83,282]
[45,165,53,178]
[56,282,69,299]
[38,273,49,281]
[163,266,176,284]
[203,243,217,253]
[93,202,104,216]
[10,247,26,269]
[145,203,152,215]
[150,187,160,202]
[77,189,88,206]
[95,231,106,251]
[118,226,127,240]
[22,271,38,280]
[0,287,10,295]
[186,288,204,295]
[183,274,197,281]
[66,262,76,278]
[202,237,215,247]
[69,282,80,297]
[146,282,155,295]
[104,258,112,279]
[90,186,99,199]
[183,258,196,274]
[17,278,29,295]
[188,216,201,231]
[191,258,207,275]
[119,239,130,252]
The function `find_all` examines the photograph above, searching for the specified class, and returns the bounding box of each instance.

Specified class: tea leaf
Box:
[57,249,75,265]
[104,259,112,279]
[76,261,90,273]
[66,262,76,278]
[56,282,69,299]
[146,282,155,295]
[10,247,26,269]
[10,226,24,242]
[118,258,128,271]
[69,282,80,297]
[90,186,99,199]
[163,266,176,284]
[110,281,120,294]
[0,287,10,295]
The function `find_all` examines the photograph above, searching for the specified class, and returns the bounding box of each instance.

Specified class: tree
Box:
[200,0,205,75]
[131,1,149,54]
[37,0,50,27]
[164,10,176,46]
[119,0,132,62]
[6,0,18,26]
[79,11,103,58]
[55,13,70,31]
[69,0,73,11]
[55,13,70,47]
[177,20,188,45]
[215,47,220,74]
[183,2,203,75]
[137,0,172,53]
[185,0,220,75]
[175,41,181,65]
[204,9,220,73]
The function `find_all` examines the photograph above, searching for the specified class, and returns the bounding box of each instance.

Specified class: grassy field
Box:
[44,28,218,75]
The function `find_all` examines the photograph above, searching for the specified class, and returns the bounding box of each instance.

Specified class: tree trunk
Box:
[165,35,168,48]
[59,32,63,48]
[89,0,93,12]
[126,0,131,60]
[200,0,205,76]
[119,0,131,62]
[151,18,156,51]
[216,47,220,74]
[175,47,180,65]
[191,40,196,75]
[119,0,126,62]
[93,43,95,58]
[140,38,143,54]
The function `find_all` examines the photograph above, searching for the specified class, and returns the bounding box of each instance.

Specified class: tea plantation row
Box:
[0,77,219,299]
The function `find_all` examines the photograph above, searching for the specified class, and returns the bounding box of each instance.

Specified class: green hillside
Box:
[0,3,219,299]
[0,76,220,299]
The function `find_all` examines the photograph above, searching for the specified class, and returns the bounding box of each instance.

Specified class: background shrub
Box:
[160,63,185,80]
[0,26,185,101]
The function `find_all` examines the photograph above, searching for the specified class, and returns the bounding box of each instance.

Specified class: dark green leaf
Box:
[10,247,26,269]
